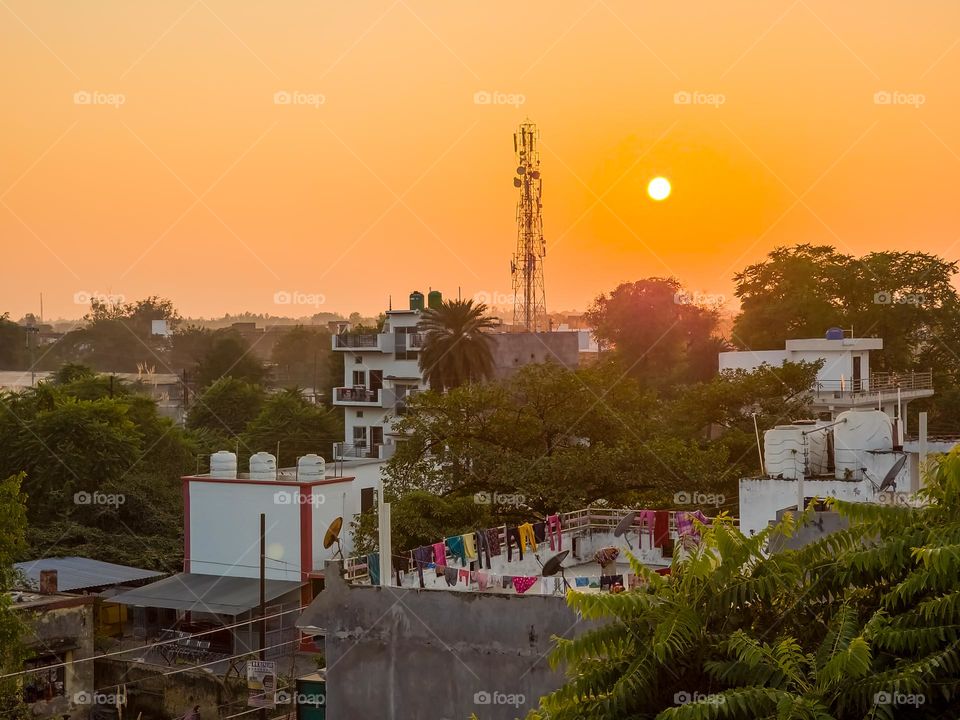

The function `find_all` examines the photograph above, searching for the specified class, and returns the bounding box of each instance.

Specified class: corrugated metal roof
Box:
[110,573,303,615]
[14,557,165,592]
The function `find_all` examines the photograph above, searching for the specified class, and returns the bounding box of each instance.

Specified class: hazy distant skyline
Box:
[3,1,960,320]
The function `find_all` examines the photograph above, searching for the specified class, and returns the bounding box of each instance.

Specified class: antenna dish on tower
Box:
[510,121,547,332]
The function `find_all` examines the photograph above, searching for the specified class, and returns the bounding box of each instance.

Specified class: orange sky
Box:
[3,1,960,321]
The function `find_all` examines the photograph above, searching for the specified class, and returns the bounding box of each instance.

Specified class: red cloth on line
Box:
[653,511,670,548]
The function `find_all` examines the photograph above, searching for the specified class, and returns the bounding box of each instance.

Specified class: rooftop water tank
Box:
[834,410,893,480]
[409,291,424,311]
[825,327,844,340]
[427,290,443,310]
[298,454,326,482]
[210,450,237,479]
[249,451,277,480]
[763,425,806,479]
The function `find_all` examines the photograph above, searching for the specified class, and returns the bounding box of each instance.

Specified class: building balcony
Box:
[812,371,933,405]
[406,332,424,350]
[333,387,382,406]
[332,333,390,351]
[333,442,396,462]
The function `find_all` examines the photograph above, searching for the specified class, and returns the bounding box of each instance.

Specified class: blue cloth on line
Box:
[575,577,589,587]
[367,553,380,586]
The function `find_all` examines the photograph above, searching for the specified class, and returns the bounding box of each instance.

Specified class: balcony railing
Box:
[407,332,424,350]
[813,371,932,399]
[333,387,381,404]
[334,333,379,349]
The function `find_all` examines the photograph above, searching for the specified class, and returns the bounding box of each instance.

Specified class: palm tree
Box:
[417,299,497,392]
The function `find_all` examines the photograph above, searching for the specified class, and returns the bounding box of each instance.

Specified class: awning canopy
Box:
[111,573,302,616]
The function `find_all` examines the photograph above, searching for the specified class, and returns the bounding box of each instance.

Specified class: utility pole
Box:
[259,512,266,720]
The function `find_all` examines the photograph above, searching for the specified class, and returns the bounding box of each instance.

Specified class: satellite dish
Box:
[517,166,525,174]
[614,511,638,550]
[879,454,908,492]
[323,517,344,559]
[513,177,522,188]
[531,171,540,179]
[541,550,571,592]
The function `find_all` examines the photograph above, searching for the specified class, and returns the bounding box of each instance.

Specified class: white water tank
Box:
[834,410,893,480]
[792,420,831,476]
[249,452,277,480]
[764,425,806,479]
[297,454,326,482]
[210,450,237,479]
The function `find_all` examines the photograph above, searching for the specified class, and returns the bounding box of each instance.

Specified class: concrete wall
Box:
[96,658,247,720]
[298,562,591,720]
[25,599,95,719]
[488,332,580,380]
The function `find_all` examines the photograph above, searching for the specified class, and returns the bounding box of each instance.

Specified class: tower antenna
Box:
[511,121,547,332]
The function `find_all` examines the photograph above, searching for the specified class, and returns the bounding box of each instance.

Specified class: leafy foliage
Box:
[417,299,498,392]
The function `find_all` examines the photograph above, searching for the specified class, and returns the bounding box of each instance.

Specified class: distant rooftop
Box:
[15,556,164,592]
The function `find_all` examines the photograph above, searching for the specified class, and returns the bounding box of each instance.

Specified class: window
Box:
[356,411,364,418]
[23,653,66,703]
[354,355,362,364]
[353,426,368,447]
[352,370,365,386]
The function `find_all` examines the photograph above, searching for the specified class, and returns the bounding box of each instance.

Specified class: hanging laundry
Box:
[502,575,512,589]
[462,533,478,560]
[433,542,448,567]
[367,553,380,586]
[532,522,546,544]
[546,514,562,550]
[413,546,433,589]
[475,530,492,569]
[675,511,695,537]
[486,528,502,557]
[518,522,537,552]
[653,510,670,548]
[458,569,470,585]
[445,536,467,566]
[474,571,489,591]
[506,527,524,561]
[575,577,589,588]
[444,567,458,587]
[636,510,656,544]
[513,576,537,594]
[593,546,620,569]
[599,574,624,591]
[488,573,499,589]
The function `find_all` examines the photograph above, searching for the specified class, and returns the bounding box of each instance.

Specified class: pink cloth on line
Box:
[433,542,447,566]
[513,576,537,594]
[546,513,562,550]
[636,510,656,541]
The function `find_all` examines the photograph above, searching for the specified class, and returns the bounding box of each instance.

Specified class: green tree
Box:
[271,325,336,393]
[418,299,497,392]
[0,473,30,718]
[242,389,341,467]
[187,377,265,437]
[585,278,725,387]
[0,313,28,370]
[196,330,268,388]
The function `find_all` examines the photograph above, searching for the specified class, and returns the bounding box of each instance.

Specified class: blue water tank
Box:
[825,327,844,340]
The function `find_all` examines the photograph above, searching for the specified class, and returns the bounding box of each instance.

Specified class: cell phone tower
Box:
[511,121,547,332]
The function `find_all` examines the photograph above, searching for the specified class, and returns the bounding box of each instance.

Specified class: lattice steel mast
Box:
[511,121,547,332]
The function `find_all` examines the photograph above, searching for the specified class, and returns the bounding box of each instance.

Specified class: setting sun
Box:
[647,176,672,202]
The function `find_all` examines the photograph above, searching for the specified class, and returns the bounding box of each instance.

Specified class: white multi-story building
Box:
[332,306,428,461]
